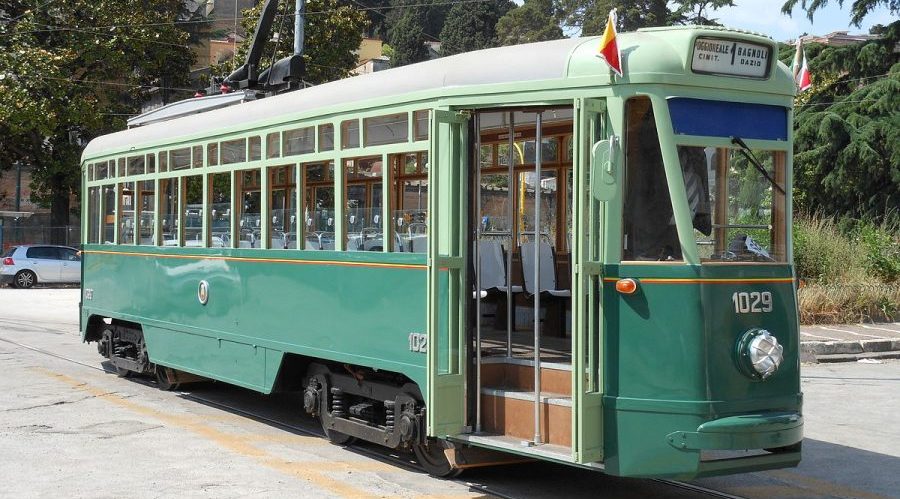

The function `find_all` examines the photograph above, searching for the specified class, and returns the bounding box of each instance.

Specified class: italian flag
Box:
[597,9,622,77]
[792,38,811,92]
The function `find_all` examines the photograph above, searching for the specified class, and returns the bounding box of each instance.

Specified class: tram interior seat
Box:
[478,239,522,329]
[520,241,570,336]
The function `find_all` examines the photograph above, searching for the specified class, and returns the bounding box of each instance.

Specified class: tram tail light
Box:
[1,257,13,266]
[615,278,639,295]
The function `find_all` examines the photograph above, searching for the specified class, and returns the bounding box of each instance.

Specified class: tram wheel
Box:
[155,366,182,391]
[115,365,132,378]
[413,439,463,478]
[320,416,356,446]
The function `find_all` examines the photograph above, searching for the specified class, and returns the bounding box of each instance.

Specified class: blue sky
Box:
[512,1,897,42]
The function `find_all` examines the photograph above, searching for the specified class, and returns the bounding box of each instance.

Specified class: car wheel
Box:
[14,270,36,289]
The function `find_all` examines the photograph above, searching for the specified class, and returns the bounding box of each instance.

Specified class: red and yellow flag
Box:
[597,9,622,77]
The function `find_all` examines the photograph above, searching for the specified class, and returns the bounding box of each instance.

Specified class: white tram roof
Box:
[83,27,789,161]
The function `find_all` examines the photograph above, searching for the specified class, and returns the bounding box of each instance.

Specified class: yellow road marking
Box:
[32,368,399,498]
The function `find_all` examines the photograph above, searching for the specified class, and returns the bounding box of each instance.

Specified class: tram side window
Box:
[364,113,408,146]
[238,169,262,248]
[222,139,246,165]
[249,136,262,161]
[302,162,335,250]
[414,110,429,141]
[345,157,382,251]
[117,158,126,177]
[87,163,94,182]
[392,152,428,253]
[269,165,296,249]
[159,151,168,172]
[342,119,360,149]
[192,146,203,168]
[146,154,156,174]
[266,133,280,159]
[209,173,231,248]
[160,178,179,246]
[119,182,136,245]
[87,187,100,244]
[96,162,109,181]
[138,180,155,245]
[318,124,334,152]
[184,175,203,246]
[127,156,145,176]
[102,185,116,243]
[170,148,191,170]
[622,96,681,261]
[283,127,315,156]
[208,143,219,167]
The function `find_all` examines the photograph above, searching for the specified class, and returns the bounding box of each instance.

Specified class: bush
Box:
[792,215,862,283]
[854,222,900,282]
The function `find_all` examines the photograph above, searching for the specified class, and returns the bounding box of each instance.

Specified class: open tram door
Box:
[572,97,614,464]
[425,109,470,439]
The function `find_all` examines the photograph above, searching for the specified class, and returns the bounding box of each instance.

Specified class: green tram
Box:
[80,26,803,479]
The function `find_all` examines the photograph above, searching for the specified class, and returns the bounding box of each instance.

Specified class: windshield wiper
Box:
[731,136,785,195]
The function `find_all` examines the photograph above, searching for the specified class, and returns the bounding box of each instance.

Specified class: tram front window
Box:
[678,145,787,262]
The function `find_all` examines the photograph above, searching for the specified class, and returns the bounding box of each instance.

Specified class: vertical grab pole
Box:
[474,114,483,433]
[533,113,543,445]
[506,113,515,358]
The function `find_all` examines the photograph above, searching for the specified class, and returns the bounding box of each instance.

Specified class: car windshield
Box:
[677,145,787,262]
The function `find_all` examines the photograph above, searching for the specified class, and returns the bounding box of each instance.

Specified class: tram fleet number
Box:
[732,291,773,313]
[409,333,428,353]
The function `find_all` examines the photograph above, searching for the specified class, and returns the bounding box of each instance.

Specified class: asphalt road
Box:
[1,288,898,498]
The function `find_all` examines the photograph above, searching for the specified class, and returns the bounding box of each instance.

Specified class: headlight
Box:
[735,329,784,380]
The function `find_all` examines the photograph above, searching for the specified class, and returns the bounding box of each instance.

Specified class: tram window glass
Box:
[159,151,168,172]
[392,152,428,253]
[209,173,231,248]
[249,136,261,161]
[302,162,335,250]
[266,132,281,159]
[146,154,156,174]
[170,148,191,170]
[184,175,203,245]
[283,127,315,156]
[87,187,100,244]
[678,146,787,262]
[269,165,296,249]
[341,119,360,149]
[192,146,203,168]
[87,164,94,182]
[318,124,334,152]
[623,96,680,261]
[160,178,179,246]
[238,169,262,248]
[127,156,145,176]
[480,174,511,235]
[117,158,126,177]
[221,138,247,165]
[119,182,136,245]
[480,144,493,169]
[207,143,219,166]
[96,162,108,180]
[345,156,382,251]
[414,110,429,141]
[138,180,155,245]
[102,185,116,244]
[364,113,408,146]
[517,170,558,247]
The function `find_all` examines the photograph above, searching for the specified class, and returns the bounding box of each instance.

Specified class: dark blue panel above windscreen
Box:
[668,98,788,141]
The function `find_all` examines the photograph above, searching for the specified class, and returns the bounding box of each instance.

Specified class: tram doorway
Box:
[469,107,576,450]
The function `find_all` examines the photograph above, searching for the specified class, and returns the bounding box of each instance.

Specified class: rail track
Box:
[0,325,747,499]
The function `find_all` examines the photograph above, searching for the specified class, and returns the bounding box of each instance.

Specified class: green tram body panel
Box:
[80,27,802,479]
[81,246,428,392]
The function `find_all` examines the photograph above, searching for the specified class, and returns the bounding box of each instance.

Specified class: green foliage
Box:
[0,0,194,230]
[854,221,900,282]
[388,11,429,67]
[781,0,898,27]
[495,0,564,46]
[221,0,367,85]
[439,0,514,56]
[793,215,862,282]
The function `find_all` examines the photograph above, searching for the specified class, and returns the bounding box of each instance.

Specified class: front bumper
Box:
[667,411,802,451]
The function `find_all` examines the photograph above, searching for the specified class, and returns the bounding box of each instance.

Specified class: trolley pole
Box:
[294,0,305,56]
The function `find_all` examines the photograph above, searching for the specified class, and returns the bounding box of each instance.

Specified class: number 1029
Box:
[732,291,773,313]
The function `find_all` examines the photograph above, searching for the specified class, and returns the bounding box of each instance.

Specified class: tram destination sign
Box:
[691,37,771,78]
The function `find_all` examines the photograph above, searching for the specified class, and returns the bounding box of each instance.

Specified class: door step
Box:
[481,357,571,396]
[480,387,571,447]
[451,433,587,466]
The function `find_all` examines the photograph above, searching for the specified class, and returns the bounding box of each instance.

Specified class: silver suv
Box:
[0,245,81,288]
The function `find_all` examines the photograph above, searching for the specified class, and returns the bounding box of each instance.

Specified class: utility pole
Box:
[294,0,305,56]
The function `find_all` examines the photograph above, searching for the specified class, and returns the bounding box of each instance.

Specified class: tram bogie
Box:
[81,26,802,479]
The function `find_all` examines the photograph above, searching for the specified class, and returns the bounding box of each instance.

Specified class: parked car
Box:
[0,245,81,288]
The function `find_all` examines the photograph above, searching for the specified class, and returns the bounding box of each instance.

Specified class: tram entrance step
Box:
[481,357,571,396]
[480,387,572,447]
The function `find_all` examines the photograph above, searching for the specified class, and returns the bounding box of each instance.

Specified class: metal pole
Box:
[506,113,515,358]
[533,113,543,445]
[474,113,483,434]
[15,161,22,212]
[294,0,305,56]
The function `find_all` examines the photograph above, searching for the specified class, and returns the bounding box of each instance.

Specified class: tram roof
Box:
[83,27,792,161]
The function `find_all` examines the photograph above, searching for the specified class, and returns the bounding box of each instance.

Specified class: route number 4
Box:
[732,291,773,313]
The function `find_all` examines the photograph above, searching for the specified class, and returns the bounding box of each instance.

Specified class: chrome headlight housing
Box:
[735,329,784,380]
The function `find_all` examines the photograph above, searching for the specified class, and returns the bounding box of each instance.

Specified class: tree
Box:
[672,0,736,25]
[558,0,735,35]
[0,0,194,239]
[781,0,899,27]
[225,0,368,85]
[782,21,900,220]
[495,0,564,46]
[388,10,429,67]
[440,0,514,56]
